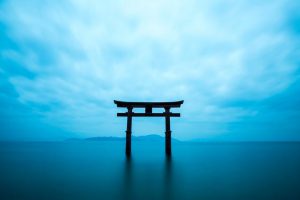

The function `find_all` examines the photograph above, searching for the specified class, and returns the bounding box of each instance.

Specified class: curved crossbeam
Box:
[114,100,184,108]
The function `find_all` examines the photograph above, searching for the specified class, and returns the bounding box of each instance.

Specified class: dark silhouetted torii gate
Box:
[114,100,184,157]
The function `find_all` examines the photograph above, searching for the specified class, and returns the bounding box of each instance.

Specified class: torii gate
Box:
[114,100,184,157]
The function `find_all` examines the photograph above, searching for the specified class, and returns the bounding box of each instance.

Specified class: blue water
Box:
[0,141,300,200]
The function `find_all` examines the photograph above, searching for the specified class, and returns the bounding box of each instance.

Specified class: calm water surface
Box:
[0,141,300,200]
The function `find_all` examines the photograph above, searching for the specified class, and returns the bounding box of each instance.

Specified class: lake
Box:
[0,141,300,200]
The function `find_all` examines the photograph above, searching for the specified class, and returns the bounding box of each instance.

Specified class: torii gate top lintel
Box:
[114,100,184,108]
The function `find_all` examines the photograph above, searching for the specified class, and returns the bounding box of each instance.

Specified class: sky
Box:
[0,0,300,141]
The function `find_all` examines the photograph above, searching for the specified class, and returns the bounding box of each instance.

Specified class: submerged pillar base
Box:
[126,131,131,157]
[165,131,171,156]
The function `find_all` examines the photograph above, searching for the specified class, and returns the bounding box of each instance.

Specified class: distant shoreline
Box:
[1,134,300,144]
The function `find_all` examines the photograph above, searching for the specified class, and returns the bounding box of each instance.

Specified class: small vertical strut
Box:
[165,107,171,156]
[126,106,133,157]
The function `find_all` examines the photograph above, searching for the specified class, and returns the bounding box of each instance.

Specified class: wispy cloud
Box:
[1,0,300,140]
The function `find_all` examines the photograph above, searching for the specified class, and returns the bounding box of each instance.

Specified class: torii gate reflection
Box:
[114,100,184,157]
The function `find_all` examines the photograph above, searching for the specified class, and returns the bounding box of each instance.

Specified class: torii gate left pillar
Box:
[125,107,133,156]
[165,107,171,155]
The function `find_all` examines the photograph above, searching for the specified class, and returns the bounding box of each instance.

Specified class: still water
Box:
[0,141,300,200]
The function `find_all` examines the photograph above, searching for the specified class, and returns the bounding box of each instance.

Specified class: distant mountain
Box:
[132,134,174,142]
[70,134,180,142]
[85,136,124,141]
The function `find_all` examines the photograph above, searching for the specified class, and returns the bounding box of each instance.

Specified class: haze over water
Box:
[1,140,300,200]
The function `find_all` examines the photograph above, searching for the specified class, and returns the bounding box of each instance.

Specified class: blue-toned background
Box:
[1,0,300,141]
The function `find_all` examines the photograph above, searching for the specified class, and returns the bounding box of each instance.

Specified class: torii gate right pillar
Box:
[165,107,171,156]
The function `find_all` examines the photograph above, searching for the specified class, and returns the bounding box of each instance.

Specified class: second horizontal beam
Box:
[117,113,180,117]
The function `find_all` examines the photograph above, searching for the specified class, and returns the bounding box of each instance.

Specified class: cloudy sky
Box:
[1,0,300,141]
